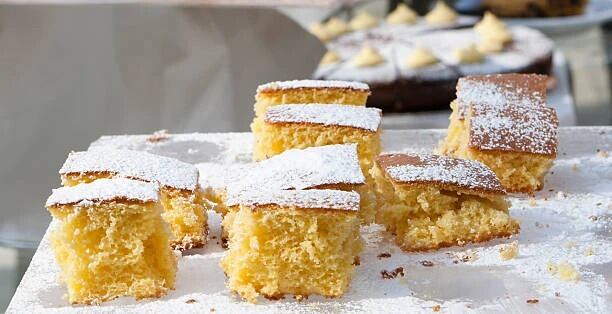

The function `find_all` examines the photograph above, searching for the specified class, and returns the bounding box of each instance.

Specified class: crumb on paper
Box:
[562,241,576,249]
[377,252,392,259]
[210,308,216,312]
[584,247,594,256]
[381,267,404,279]
[589,215,599,221]
[547,262,581,282]
[185,299,197,304]
[597,150,609,158]
[555,292,561,297]
[528,198,537,206]
[526,299,539,304]
[499,241,519,260]
[432,304,441,312]
[147,129,170,143]
[421,260,434,267]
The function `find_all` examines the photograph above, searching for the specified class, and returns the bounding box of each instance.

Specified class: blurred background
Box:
[0,0,611,310]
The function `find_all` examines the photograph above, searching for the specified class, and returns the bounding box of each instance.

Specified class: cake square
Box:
[252,104,382,176]
[198,144,374,246]
[59,149,207,250]
[439,73,558,193]
[220,189,362,303]
[371,153,519,251]
[254,80,370,118]
[45,178,177,304]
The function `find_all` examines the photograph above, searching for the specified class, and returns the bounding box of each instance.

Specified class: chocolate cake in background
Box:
[311,5,554,113]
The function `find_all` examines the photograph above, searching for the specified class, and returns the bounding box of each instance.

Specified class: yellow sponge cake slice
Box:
[254,79,370,117]
[253,103,382,174]
[371,153,519,251]
[59,149,207,250]
[220,189,362,303]
[45,178,177,304]
[439,73,558,193]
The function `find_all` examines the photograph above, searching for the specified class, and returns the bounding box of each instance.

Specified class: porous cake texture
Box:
[220,189,363,303]
[254,80,370,117]
[253,104,382,173]
[439,73,558,193]
[199,144,374,246]
[45,178,177,304]
[371,153,519,251]
[251,80,370,137]
[59,149,207,250]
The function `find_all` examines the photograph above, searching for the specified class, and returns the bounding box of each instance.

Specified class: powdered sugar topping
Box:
[45,178,159,207]
[257,80,370,93]
[265,104,382,132]
[226,189,360,211]
[469,103,559,155]
[379,153,505,194]
[60,149,198,191]
[230,144,364,193]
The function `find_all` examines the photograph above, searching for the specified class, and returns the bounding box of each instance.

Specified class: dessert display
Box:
[252,104,382,176]
[220,189,362,303]
[481,0,588,17]
[439,73,558,193]
[21,75,609,312]
[312,7,554,112]
[45,178,177,304]
[59,149,207,250]
[371,153,519,251]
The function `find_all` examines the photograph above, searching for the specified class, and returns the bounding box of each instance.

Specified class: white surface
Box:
[8,127,612,313]
[382,51,576,129]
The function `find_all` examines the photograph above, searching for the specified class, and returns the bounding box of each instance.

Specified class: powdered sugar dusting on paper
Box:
[265,104,382,132]
[10,128,612,313]
[469,103,559,155]
[45,178,159,207]
[60,149,198,191]
[257,80,370,93]
[226,189,360,212]
[380,153,504,193]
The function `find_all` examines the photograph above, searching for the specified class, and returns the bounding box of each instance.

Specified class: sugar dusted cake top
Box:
[226,189,360,212]
[46,178,159,207]
[469,103,559,156]
[257,80,370,93]
[457,73,547,115]
[60,149,198,191]
[377,153,505,195]
[265,104,382,132]
[231,144,365,192]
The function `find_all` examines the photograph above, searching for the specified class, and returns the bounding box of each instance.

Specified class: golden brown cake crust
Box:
[459,73,548,100]
[468,103,559,156]
[456,73,548,118]
[376,153,506,196]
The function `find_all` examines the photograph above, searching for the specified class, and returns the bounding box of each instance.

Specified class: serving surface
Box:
[8,127,611,313]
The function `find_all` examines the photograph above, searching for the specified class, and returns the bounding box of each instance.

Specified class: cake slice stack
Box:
[439,73,558,193]
[59,149,207,250]
[45,178,177,304]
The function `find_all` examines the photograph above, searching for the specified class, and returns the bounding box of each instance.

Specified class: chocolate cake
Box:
[313,15,554,112]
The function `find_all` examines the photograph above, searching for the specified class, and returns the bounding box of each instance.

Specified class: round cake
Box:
[313,11,554,112]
